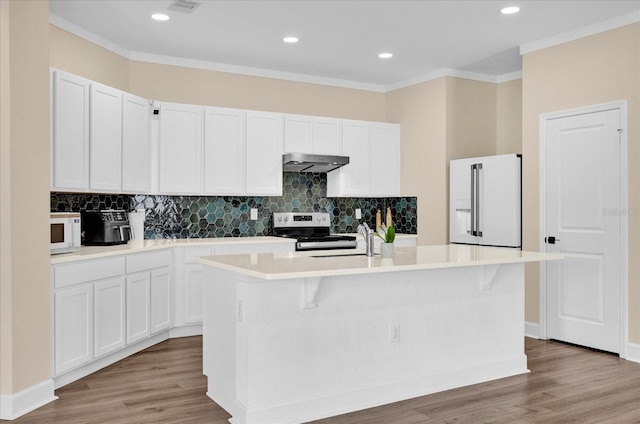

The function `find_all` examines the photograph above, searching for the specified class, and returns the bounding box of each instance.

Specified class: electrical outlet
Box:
[388,322,400,343]
[355,208,362,219]
[250,208,258,220]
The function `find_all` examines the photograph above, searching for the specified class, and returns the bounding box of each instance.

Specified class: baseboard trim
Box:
[169,324,202,338]
[626,342,640,363]
[524,321,540,339]
[215,356,529,424]
[0,379,57,420]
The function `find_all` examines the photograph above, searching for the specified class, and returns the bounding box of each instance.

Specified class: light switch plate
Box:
[355,208,362,219]
[250,208,258,220]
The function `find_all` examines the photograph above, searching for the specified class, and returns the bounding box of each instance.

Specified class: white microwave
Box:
[50,212,81,255]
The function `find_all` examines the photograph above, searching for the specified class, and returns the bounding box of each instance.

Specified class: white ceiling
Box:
[49,0,640,92]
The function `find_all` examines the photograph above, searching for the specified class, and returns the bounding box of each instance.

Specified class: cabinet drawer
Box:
[184,247,213,263]
[126,249,172,273]
[54,257,125,289]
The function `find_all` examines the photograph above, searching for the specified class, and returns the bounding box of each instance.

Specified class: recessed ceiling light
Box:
[283,36,299,44]
[378,53,393,59]
[500,6,520,15]
[151,13,170,21]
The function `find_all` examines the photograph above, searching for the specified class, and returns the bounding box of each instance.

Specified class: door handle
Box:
[545,236,560,244]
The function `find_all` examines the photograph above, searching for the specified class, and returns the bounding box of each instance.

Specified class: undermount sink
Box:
[310,253,378,258]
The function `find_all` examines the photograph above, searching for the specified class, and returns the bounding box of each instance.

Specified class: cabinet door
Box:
[159,103,203,194]
[246,111,283,196]
[371,123,400,196]
[122,93,152,193]
[313,118,342,155]
[94,277,125,357]
[183,263,204,324]
[150,267,172,334]
[55,284,93,374]
[204,107,245,194]
[334,120,370,196]
[284,114,313,153]
[126,272,150,344]
[89,83,122,192]
[52,70,90,190]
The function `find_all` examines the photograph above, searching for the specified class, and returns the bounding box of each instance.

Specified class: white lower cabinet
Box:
[54,284,94,374]
[125,250,173,342]
[52,241,295,386]
[179,247,213,326]
[150,267,172,334]
[94,277,126,358]
[175,242,295,327]
[183,263,206,324]
[126,272,151,344]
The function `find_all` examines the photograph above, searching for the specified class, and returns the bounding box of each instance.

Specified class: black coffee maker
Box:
[81,210,132,246]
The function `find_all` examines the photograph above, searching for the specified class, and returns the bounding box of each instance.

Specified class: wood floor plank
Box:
[2,336,639,424]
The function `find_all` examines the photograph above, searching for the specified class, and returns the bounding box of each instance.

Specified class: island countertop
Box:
[195,244,562,280]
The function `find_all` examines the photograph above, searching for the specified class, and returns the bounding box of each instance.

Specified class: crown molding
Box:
[128,51,387,93]
[50,13,131,59]
[51,12,524,94]
[495,71,523,84]
[384,68,523,92]
[520,10,640,55]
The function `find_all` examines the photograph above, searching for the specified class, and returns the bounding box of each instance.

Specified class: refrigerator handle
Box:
[470,164,476,236]
[475,163,483,237]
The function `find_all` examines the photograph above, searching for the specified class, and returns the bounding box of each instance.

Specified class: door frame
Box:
[538,100,628,358]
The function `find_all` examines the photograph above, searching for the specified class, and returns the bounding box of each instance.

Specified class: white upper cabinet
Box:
[51,70,90,190]
[284,115,313,153]
[313,117,342,155]
[89,83,122,192]
[284,115,342,156]
[328,120,370,196]
[327,120,401,197]
[204,107,245,195]
[371,123,400,197]
[158,102,203,194]
[246,111,283,196]
[122,93,152,193]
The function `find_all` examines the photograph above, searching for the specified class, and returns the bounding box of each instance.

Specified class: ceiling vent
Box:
[168,0,200,13]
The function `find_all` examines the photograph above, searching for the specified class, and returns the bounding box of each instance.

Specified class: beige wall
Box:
[0,0,13,396]
[50,25,386,122]
[385,78,448,245]
[0,0,51,395]
[386,76,501,246]
[129,62,386,121]
[50,25,129,92]
[497,79,523,154]
[445,77,498,161]
[522,23,640,341]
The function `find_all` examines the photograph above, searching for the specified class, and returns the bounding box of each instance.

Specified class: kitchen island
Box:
[196,245,561,424]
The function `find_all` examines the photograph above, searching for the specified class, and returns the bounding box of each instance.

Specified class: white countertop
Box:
[50,236,295,264]
[195,244,562,280]
[50,234,418,265]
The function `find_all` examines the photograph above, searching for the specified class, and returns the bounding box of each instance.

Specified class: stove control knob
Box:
[277,217,282,222]
[322,216,327,222]
[284,217,289,222]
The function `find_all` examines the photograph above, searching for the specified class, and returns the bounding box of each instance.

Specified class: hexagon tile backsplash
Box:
[51,173,417,239]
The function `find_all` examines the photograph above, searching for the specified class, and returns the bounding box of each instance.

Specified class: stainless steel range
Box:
[272,212,357,251]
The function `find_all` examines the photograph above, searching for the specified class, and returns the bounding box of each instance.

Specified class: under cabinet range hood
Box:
[282,153,349,173]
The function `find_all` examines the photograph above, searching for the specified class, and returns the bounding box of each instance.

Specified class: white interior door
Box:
[545,107,622,353]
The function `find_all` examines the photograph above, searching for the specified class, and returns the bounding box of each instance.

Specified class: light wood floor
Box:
[4,336,639,424]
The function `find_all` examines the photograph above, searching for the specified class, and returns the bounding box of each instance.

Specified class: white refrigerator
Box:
[449,154,521,248]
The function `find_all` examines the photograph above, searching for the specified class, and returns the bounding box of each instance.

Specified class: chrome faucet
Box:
[357,222,375,257]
